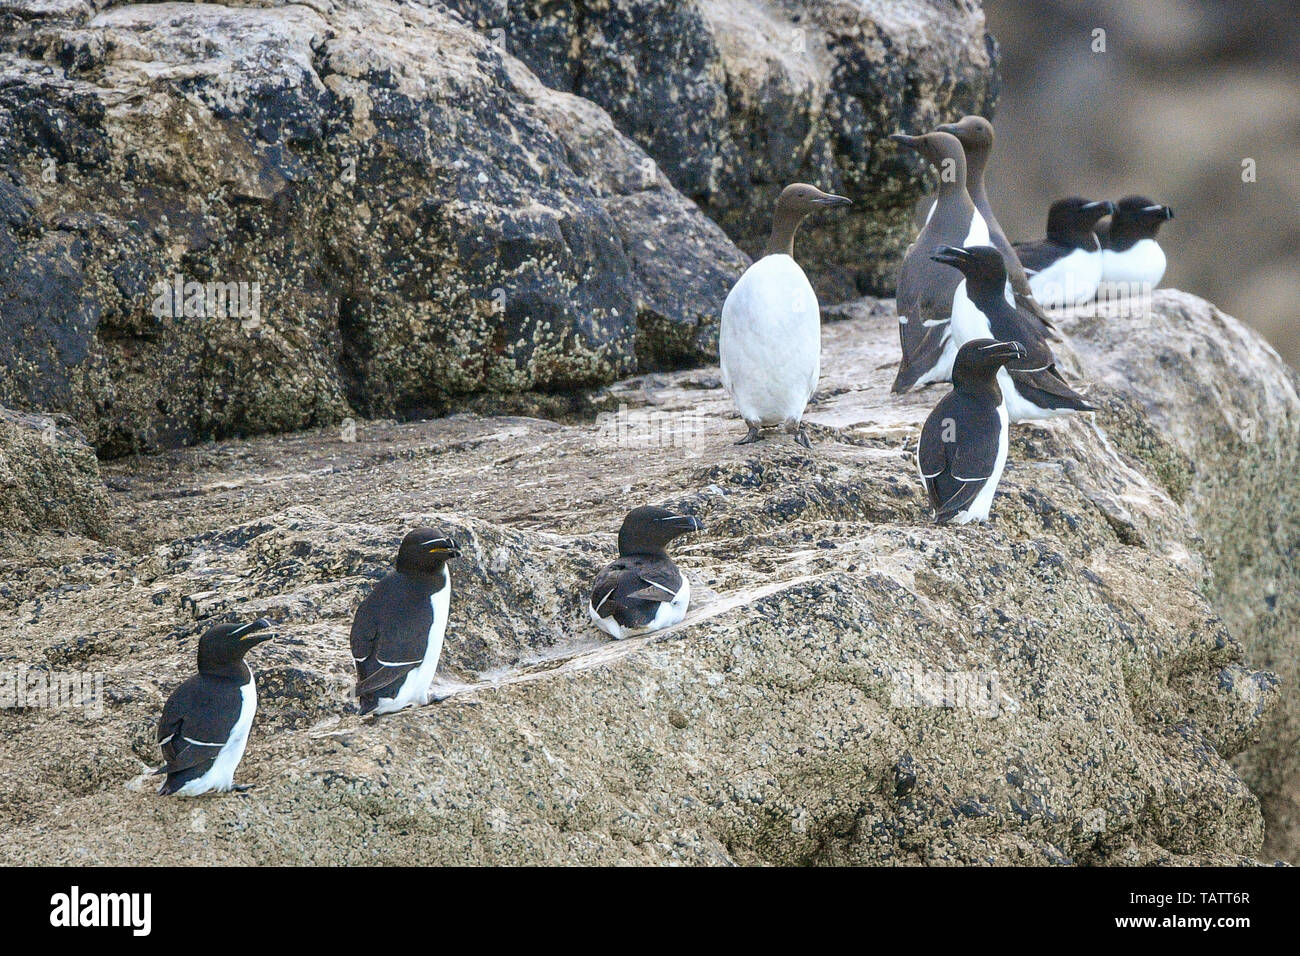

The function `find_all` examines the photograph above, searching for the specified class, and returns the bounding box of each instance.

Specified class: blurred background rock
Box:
[984,0,1299,368]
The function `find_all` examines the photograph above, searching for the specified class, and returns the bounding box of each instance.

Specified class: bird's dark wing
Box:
[591,557,684,630]
[1011,239,1069,275]
[919,393,1002,523]
[893,246,961,392]
[1007,366,1097,411]
[156,675,240,776]
[351,574,433,700]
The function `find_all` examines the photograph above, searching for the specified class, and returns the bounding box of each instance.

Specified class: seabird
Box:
[930,244,1097,421]
[933,115,1058,336]
[918,338,1027,525]
[155,617,274,796]
[1097,195,1174,295]
[1013,198,1115,308]
[589,506,702,640]
[889,130,990,392]
[720,183,851,447]
[351,529,461,716]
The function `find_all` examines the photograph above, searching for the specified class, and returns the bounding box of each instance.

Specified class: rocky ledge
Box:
[0,290,1294,865]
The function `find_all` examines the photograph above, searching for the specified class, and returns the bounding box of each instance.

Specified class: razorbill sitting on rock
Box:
[351,529,461,716]
[589,506,702,640]
[930,244,1097,421]
[1013,198,1115,308]
[889,131,990,392]
[918,338,1026,525]
[719,183,851,447]
[155,617,274,796]
[1097,196,1174,294]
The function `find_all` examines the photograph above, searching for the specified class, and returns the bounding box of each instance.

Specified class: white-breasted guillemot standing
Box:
[889,131,990,392]
[720,183,851,447]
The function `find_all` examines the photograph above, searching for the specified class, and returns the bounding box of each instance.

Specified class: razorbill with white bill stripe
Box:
[918,338,1026,525]
[933,115,1057,336]
[930,244,1097,421]
[589,507,702,640]
[155,617,274,796]
[351,529,461,716]
[1014,198,1114,308]
[720,183,851,447]
[1097,196,1174,293]
[889,130,990,392]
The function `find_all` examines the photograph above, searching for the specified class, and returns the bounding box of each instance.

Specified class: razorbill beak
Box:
[234,617,275,647]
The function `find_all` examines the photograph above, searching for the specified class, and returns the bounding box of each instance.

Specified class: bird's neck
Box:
[764,207,806,258]
[199,660,251,682]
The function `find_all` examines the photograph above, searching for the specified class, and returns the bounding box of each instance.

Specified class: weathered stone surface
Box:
[0,404,107,538]
[0,0,748,455]
[448,0,1000,298]
[1060,290,1300,864]
[0,290,1288,865]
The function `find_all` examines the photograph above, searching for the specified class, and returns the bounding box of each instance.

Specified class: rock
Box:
[0,290,1289,865]
[0,0,748,455]
[447,0,1000,298]
[0,405,107,537]
[1060,289,1300,864]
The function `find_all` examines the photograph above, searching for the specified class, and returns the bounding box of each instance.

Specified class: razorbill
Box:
[351,529,461,716]
[889,131,990,392]
[933,115,1057,335]
[719,183,851,447]
[155,617,274,796]
[930,244,1097,421]
[589,506,702,640]
[1097,196,1174,294]
[918,338,1026,525]
[1013,198,1114,308]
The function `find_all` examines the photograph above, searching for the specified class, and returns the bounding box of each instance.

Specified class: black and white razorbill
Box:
[155,617,274,796]
[930,244,1097,421]
[1013,198,1115,308]
[719,183,852,447]
[918,339,1026,525]
[351,529,461,716]
[933,115,1057,335]
[589,507,702,639]
[889,131,990,392]
[1097,196,1174,292]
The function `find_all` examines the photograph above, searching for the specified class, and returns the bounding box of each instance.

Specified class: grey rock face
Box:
[0,405,107,537]
[0,291,1290,865]
[0,0,749,455]
[447,0,1000,298]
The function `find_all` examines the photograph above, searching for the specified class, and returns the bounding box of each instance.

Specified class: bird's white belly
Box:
[948,279,993,348]
[953,403,1008,523]
[1099,239,1165,290]
[590,578,690,640]
[1028,249,1102,307]
[173,678,256,796]
[375,576,450,715]
[720,256,820,426]
[997,367,1074,422]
